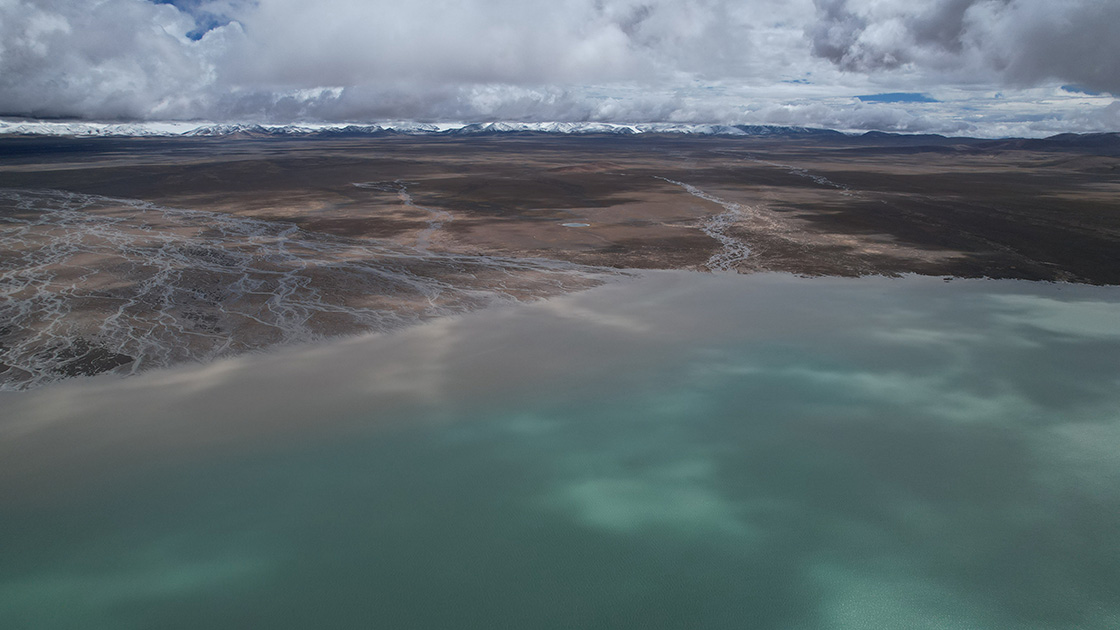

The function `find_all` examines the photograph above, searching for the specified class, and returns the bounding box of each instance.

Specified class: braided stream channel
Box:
[0,189,617,390]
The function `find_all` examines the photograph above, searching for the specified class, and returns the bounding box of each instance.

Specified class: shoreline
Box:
[2,266,1116,394]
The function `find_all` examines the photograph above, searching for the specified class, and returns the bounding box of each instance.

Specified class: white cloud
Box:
[0,0,1117,134]
[0,0,224,118]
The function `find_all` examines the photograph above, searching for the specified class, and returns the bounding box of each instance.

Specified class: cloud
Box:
[214,0,808,88]
[808,0,1120,94]
[0,0,226,119]
[809,0,998,73]
[0,0,1117,134]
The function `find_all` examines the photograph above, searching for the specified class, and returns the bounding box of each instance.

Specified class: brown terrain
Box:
[1,131,1118,385]
[2,132,1118,281]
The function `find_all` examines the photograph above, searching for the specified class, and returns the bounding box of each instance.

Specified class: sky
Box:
[1,0,1118,136]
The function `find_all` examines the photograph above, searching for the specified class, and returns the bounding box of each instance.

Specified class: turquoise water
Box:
[2,272,1119,629]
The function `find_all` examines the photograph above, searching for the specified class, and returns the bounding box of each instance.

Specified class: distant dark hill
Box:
[979,132,1120,154]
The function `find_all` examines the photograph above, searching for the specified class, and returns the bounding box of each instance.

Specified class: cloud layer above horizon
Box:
[1,0,1117,136]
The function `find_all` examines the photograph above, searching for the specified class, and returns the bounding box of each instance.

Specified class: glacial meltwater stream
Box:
[1,271,1119,629]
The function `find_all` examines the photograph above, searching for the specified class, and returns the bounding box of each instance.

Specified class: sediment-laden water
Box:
[1,272,1118,629]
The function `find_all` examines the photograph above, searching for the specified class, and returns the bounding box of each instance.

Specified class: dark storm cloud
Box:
[811,0,1004,70]
[808,0,1120,94]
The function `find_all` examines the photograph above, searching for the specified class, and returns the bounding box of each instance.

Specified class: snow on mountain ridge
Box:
[0,120,840,138]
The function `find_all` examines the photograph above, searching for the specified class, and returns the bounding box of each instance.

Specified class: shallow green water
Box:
[2,272,1119,629]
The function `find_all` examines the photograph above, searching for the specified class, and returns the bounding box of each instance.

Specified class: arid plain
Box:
[5,132,1119,279]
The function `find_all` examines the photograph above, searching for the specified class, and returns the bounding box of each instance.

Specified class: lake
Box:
[2,271,1118,629]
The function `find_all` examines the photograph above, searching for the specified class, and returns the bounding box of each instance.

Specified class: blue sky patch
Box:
[150,0,234,40]
[856,93,939,103]
[1061,85,1103,96]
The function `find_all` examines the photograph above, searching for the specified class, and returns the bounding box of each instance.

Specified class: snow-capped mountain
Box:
[0,119,846,139]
